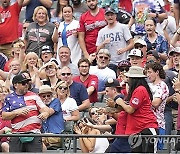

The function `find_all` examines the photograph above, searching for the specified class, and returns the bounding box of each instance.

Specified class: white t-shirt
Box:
[61,97,78,119]
[89,66,116,92]
[56,20,82,65]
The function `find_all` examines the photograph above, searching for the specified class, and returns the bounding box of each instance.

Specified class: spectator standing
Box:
[96,7,134,71]
[73,58,98,103]
[128,0,167,36]
[24,6,55,57]
[52,5,82,65]
[143,17,169,62]
[2,74,50,152]
[22,0,53,23]
[0,0,25,58]
[173,0,180,27]
[115,66,158,153]
[71,0,88,21]
[78,0,106,59]
[145,62,169,150]
[50,0,69,23]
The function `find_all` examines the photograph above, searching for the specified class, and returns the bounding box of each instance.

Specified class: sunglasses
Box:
[41,94,51,98]
[99,56,109,60]
[61,73,71,76]
[91,112,96,115]
[45,65,55,70]
[118,67,129,72]
[18,81,29,86]
[135,44,144,49]
[58,86,68,90]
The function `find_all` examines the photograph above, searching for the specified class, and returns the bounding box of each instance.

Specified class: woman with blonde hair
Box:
[21,52,41,88]
[24,6,55,57]
[56,81,80,121]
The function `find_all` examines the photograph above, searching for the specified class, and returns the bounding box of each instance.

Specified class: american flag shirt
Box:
[2,91,46,133]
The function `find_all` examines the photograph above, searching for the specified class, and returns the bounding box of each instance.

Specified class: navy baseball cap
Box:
[12,74,31,85]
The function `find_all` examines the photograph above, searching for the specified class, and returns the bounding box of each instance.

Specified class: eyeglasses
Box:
[18,81,29,86]
[79,65,89,68]
[58,86,68,90]
[41,94,51,98]
[118,67,129,72]
[61,73,71,76]
[98,56,109,60]
[135,44,144,49]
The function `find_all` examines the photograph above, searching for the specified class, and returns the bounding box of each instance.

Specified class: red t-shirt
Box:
[0,2,21,45]
[115,111,127,135]
[73,75,98,103]
[125,86,158,135]
[78,8,106,54]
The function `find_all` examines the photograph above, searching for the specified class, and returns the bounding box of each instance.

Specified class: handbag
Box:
[19,137,34,143]
[43,137,62,148]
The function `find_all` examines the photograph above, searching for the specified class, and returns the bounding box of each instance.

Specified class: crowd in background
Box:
[0,0,180,153]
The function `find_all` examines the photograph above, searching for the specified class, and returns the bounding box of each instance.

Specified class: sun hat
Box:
[124,66,146,78]
[39,85,52,94]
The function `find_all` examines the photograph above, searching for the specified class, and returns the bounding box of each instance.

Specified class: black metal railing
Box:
[0,134,180,153]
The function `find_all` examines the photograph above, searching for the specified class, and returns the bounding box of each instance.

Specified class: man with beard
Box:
[73,58,98,103]
[89,49,116,101]
[78,0,106,59]
[71,0,88,21]
[0,0,25,58]
[2,74,50,152]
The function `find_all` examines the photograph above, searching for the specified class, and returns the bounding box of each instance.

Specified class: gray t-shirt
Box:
[96,22,132,65]
[25,22,55,56]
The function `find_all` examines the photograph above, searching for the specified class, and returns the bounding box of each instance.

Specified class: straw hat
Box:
[124,66,146,78]
[39,85,52,94]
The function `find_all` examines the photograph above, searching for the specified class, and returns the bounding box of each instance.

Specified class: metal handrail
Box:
[1,134,180,153]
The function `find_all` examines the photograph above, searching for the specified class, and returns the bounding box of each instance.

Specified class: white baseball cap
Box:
[134,39,147,46]
[128,49,143,58]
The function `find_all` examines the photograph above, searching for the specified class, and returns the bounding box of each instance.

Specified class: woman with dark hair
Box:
[114,66,158,153]
[52,5,82,65]
[143,17,168,62]
[50,0,69,23]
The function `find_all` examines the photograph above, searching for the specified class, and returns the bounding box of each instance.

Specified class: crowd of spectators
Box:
[0,0,180,153]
